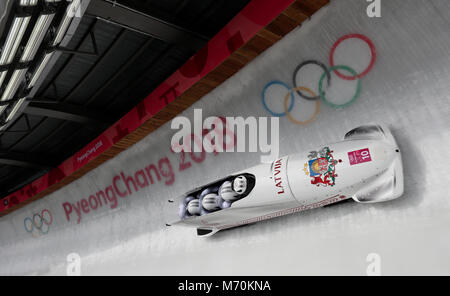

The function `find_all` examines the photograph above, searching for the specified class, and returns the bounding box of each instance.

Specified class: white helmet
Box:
[187,199,201,215]
[202,193,220,211]
[233,175,247,194]
[219,181,238,201]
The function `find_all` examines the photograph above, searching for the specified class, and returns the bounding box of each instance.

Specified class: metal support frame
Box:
[23,101,114,128]
[86,0,208,51]
[55,30,99,56]
[0,113,32,133]
[62,28,126,103]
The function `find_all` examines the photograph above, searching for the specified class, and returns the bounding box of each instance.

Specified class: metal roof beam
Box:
[23,101,113,128]
[85,0,208,51]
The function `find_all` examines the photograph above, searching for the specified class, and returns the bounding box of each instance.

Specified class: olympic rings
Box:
[319,65,361,109]
[261,80,294,117]
[41,208,53,225]
[261,33,376,124]
[24,217,33,233]
[33,213,43,228]
[329,33,376,81]
[292,60,331,101]
[283,87,320,125]
[40,223,50,235]
[23,209,53,238]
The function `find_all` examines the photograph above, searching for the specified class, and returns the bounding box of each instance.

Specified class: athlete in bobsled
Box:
[167,124,404,237]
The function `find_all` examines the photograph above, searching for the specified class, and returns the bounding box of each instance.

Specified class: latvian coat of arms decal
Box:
[303,147,342,187]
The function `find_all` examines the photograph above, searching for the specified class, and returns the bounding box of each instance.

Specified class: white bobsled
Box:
[167,124,404,237]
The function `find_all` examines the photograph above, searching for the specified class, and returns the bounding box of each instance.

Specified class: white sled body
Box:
[167,124,404,236]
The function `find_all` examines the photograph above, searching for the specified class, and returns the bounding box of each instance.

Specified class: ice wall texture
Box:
[1,0,450,275]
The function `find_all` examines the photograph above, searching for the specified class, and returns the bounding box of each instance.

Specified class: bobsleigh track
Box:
[0,0,450,275]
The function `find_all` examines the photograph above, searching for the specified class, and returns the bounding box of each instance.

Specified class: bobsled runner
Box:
[166,124,404,237]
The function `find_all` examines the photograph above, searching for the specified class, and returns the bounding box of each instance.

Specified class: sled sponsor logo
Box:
[272,158,286,195]
[348,148,372,165]
[304,147,342,187]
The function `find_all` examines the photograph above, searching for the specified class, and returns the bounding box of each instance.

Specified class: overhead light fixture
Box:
[20,12,55,63]
[28,51,54,88]
[0,12,55,114]
[0,16,31,65]
[0,0,77,121]
[20,0,38,6]
[0,68,27,115]
[0,71,7,89]
[52,0,81,46]
[0,68,28,103]
[0,16,30,90]
[0,70,8,91]
[5,97,26,122]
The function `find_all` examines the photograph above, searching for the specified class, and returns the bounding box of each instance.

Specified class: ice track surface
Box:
[0,0,450,275]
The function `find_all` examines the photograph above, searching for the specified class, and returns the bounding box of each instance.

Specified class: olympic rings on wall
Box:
[329,33,376,81]
[319,65,361,109]
[284,87,320,125]
[24,209,53,238]
[292,60,330,101]
[262,80,294,117]
[261,33,376,125]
